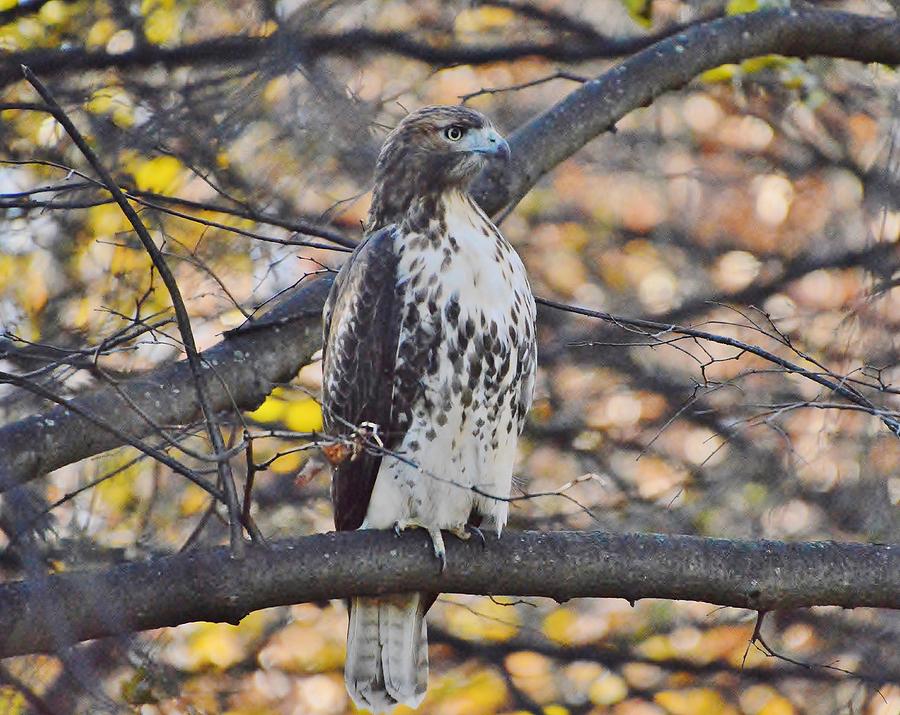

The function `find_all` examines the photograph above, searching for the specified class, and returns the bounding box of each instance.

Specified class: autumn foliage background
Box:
[1,0,899,713]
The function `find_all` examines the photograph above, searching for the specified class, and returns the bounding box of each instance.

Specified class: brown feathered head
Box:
[367,105,509,231]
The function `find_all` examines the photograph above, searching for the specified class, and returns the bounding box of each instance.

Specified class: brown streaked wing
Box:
[322,225,405,531]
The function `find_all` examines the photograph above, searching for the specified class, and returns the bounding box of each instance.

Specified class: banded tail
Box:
[345,593,428,713]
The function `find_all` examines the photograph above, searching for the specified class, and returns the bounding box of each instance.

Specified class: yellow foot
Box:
[447,525,470,540]
[393,520,447,572]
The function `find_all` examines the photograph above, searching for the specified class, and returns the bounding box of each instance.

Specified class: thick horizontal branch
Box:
[3,9,899,97]
[0,16,730,89]
[3,8,899,487]
[0,530,896,658]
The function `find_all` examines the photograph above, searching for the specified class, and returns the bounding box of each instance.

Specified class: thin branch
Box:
[0,19,725,89]
[0,10,896,96]
[540,297,900,436]
[460,70,588,103]
[0,665,56,715]
[23,67,246,553]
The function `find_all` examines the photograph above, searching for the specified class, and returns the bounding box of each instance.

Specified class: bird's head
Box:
[368,105,509,231]
[377,105,509,184]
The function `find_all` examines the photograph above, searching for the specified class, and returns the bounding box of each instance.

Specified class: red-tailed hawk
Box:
[322,105,536,713]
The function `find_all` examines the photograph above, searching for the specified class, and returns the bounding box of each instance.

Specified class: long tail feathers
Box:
[345,594,428,714]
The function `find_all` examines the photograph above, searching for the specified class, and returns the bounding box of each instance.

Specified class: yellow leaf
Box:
[726,0,758,14]
[23,272,48,312]
[637,634,676,661]
[0,686,25,715]
[588,672,628,705]
[184,613,266,671]
[655,688,735,715]
[700,64,740,84]
[253,19,278,37]
[132,155,184,192]
[38,0,69,24]
[455,6,514,33]
[186,622,244,670]
[109,245,149,274]
[741,55,788,74]
[258,607,347,673]
[542,608,578,645]
[111,104,135,128]
[86,87,115,115]
[270,450,303,474]
[447,597,520,642]
[263,76,290,104]
[88,204,127,236]
[759,696,795,715]
[246,395,287,423]
[455,671,509,714]
[0,0,17,11]
[97,464,141,512]
[543,706,569,715]
[87,18,118,47]
[283,398,324,432]
[141,0,175,13]
[179,484,209,516]
[621,0,652,26]
[145,8,180,44]
[70,297,92,330]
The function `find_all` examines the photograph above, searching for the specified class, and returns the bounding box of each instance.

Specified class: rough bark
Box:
[0,530,895,658]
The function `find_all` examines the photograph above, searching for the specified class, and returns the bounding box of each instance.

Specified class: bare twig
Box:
[22,66,247,554]
[541,297,900,436]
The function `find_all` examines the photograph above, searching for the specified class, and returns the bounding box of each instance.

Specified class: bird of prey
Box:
[321,105,537,713]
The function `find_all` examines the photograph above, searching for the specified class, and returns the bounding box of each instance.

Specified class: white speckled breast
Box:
[362,192,536,534]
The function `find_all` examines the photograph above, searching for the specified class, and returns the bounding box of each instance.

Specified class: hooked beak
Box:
[491,135,511,161]
[472,127,511,161]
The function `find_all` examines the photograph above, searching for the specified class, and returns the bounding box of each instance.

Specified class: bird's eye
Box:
[445,125,465,141]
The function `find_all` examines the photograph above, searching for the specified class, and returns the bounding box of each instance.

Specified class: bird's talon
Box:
[468,525,487,549]
[427,528,447,572]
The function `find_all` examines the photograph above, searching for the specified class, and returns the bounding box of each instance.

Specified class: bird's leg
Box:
[428,527,447,572]
[391,519,448,572]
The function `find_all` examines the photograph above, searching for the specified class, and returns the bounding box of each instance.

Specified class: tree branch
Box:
[0,530,895,658]
[0,277,332,492]
[4,8,900,486]
[1,9,898,96]
[470,8,900,214]
[0,15,731,89]
[23,66,248,551]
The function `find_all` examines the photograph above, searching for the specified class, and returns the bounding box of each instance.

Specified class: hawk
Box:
[321,105,537,713]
